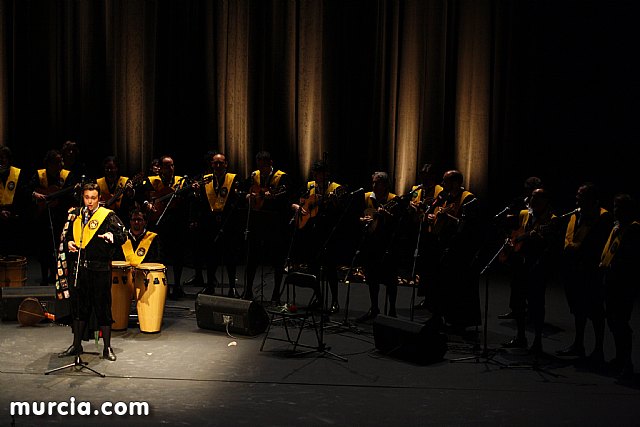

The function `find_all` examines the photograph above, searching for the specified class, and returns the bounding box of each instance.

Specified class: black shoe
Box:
[227,288,240,298]
[200,286,215,296]
[413,299,428,310]
[502,337,528,349]
[356,308,379,323]
[497,311,517,320]
[556,344,585,357]
[103,347,116,361]
[330,301,340,314]
[183,275,205,286]
[58,345,83,358]
[242,291,254,301]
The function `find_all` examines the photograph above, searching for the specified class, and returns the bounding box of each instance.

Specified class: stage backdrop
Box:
[1,0,638,208]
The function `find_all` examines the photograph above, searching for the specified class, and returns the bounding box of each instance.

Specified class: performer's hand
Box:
[0,209,10,220]
[98,232,114,244]
[68,241,79,253]
[32,191,47,201]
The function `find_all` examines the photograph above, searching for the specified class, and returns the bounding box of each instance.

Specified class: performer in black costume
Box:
[58,183,127,361]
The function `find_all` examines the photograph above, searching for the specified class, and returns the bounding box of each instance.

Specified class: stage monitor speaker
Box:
[373,315,447,365]
[0,286,58,321]
[195,294,269,336]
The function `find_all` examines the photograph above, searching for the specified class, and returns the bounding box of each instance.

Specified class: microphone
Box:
[349,187,365,196]
[559,207,580,219]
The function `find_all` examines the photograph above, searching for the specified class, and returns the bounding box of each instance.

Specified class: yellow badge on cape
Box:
[89,219,99,230]
[136,247,146,257]
[7,181,15,191]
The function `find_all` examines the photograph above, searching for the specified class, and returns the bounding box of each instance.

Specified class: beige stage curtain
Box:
[374,0,490,195]
[106,0,158,175]
[0,0,8,148]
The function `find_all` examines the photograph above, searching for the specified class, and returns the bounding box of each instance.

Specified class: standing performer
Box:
[30,149,77,285]
[601,194,640,379]
[96,156,137,219]
[408,163,444,310]
[190,152,241,296]
[0,146,28,255]
[428,169,482,331]
[243,151,292,303]
[556,183,613,363]
[138,155,189,299]
[357,171,400,321]
[58,183,127,361]
[502,188,558,354]
[291,160,347,313]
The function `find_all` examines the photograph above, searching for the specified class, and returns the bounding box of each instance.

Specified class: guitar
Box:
[296,186,346,229]
[249,183,287,211]
[147,175,214,223]
[103,173,145,209]
[34,184,80,216]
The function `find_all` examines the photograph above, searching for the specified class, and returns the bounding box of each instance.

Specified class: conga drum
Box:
[111,261,133,331]
[0,255,27,287]
[134,263,167,333]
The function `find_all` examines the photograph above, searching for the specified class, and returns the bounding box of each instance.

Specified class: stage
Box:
[1,259,639,426]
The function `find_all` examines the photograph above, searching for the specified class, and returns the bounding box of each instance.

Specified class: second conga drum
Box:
[111,261,133,331]
[134,263,167,333]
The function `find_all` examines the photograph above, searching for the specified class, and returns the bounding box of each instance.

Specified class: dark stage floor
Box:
[1,258,640,426]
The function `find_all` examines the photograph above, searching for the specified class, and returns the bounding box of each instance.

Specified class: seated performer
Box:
[115,208,163,266]
[190,152,241,297]
[357,171,400,321]
[291,160,347,313]
[58,183,127,361]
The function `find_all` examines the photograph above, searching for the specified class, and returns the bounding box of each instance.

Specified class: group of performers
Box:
[0,144,638,378]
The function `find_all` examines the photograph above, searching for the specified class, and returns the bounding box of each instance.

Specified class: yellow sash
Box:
[308,180,341,196]
[97,176,129,209]
[600,221,639,267]
[252,170,285,188]
[365,191,397,209]
[148,175,184,191]
[205,173,236,212]
[38,169,70,188]
[122,231,157,266]
[73,207,111,248]
[565,207,608,249]
[0,166,20,205]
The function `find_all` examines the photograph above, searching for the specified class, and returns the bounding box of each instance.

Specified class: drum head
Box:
[112,261,130,268]
[137,263,165,271]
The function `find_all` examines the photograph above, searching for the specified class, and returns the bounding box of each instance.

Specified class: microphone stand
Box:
[46,207,104,377]
[243,189,254,300]
[155,177,186,228]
